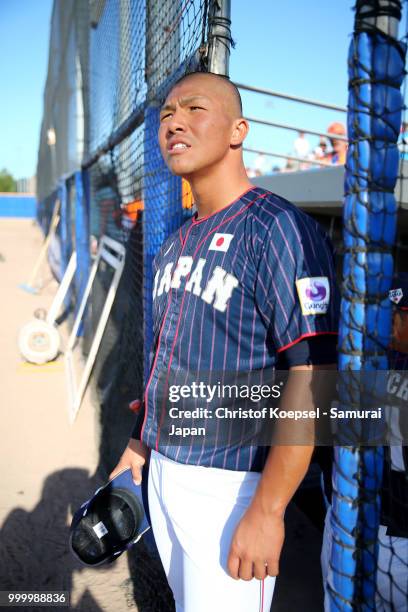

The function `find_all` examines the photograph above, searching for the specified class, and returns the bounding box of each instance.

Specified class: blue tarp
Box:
[0,195,36,218]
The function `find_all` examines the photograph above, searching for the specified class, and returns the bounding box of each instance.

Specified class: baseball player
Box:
[321,273,408,611]
[110,71,339,612]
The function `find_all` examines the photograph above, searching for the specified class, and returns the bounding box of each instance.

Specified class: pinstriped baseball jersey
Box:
[139,186,339,471]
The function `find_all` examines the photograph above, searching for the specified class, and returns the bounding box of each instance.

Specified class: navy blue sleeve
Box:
[278,334,338,368]
[255,209,339,352]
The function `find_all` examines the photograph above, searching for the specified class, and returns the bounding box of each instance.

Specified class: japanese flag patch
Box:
[389,288,403,305]
[296,277,330,315]
[208,233,234,252]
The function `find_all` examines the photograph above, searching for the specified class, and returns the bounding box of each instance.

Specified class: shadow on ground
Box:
[0,468,105,611]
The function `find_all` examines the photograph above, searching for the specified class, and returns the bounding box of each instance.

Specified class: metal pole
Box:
[75,51,85,164]
[207,0,232,75]
[117,0,133,206]
[75,0,90,161]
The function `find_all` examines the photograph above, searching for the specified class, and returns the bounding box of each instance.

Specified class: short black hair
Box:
[170,71,243,115]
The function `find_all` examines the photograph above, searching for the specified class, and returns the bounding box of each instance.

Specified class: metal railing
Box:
[245,116,348,142]
[243,146,331,167]
[236,82,348,169]
[235,82,347,112]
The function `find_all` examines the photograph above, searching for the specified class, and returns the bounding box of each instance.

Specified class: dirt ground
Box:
[0,219,145,611]
[0,218,324,612]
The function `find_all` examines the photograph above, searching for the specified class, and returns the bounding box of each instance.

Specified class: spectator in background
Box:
[326,122,347,165]
[253,152,268,176]
[293,131,311,169]
[281,155,295,173]
[293,131,311,159]
[313,137,328,162]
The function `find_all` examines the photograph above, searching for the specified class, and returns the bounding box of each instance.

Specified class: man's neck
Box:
[189,166,253,219]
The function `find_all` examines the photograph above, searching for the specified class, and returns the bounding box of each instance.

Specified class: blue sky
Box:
[0,0,404,179]
[230,0,355,170]
[0,0,53,179]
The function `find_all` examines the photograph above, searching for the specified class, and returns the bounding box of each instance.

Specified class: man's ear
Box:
[231,118,249,146]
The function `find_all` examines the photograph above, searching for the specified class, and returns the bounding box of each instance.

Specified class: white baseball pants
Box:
[147,450,276,612]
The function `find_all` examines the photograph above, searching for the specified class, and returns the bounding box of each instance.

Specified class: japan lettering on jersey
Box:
[152,254,239,312]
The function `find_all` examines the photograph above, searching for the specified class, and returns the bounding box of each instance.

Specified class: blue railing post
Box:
[75,170,91,311]
[59,179,71,276]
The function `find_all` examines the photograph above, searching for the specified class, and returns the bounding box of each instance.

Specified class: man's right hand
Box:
[109,439,149,485]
